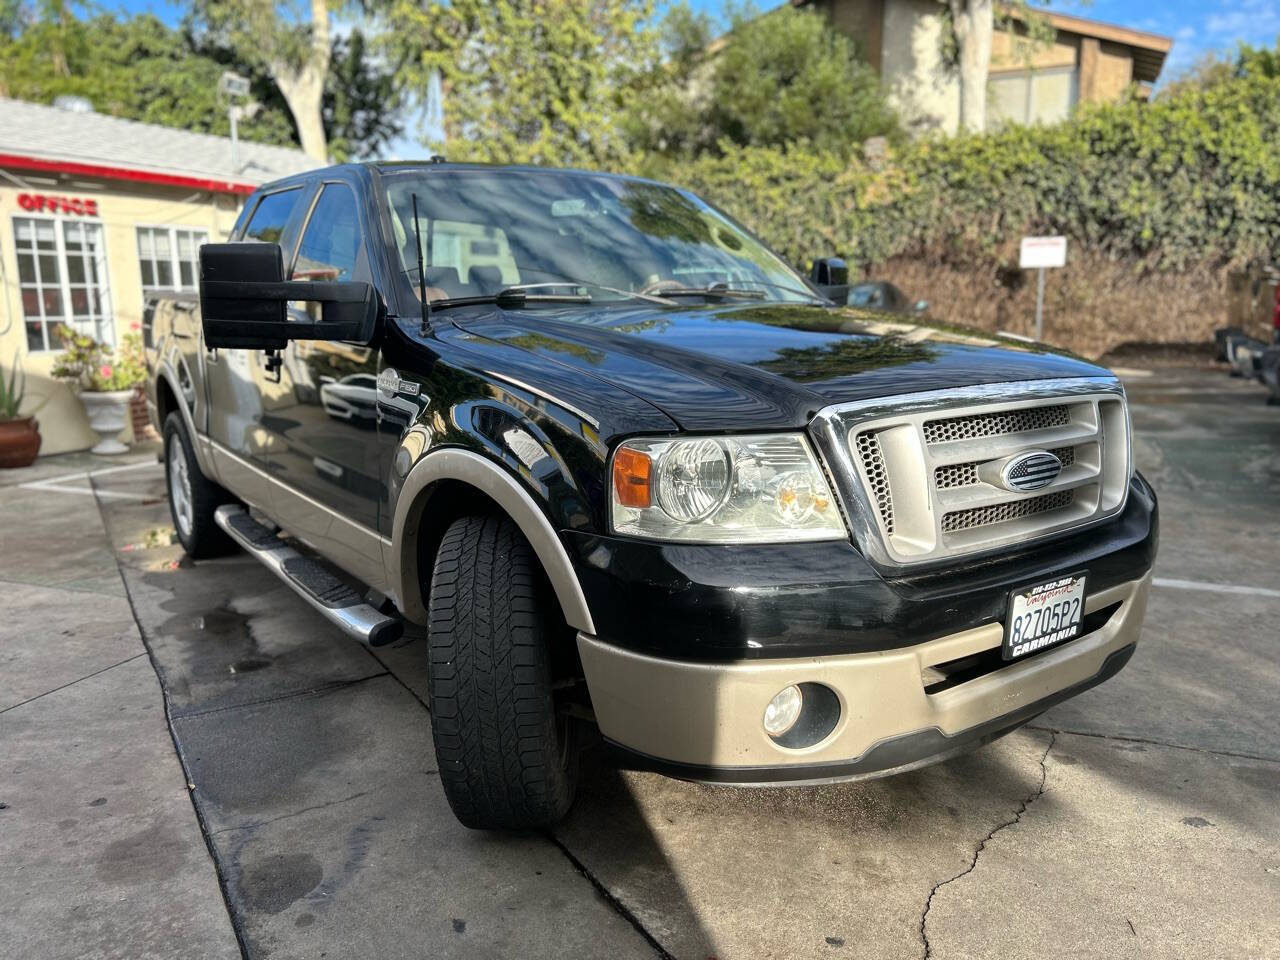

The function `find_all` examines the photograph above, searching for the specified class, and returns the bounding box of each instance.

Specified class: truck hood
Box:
[447,302,1110,431]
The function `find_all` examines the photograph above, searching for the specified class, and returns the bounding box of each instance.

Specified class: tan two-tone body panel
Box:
[578,573,1149,778]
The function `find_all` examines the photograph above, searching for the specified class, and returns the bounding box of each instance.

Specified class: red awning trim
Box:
[0,152,258,195]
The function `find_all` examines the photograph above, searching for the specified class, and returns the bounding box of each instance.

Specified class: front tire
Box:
[163,413,236,558]
[426,514,578,830]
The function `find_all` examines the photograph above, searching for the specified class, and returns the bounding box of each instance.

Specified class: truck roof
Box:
[250,159,666,196]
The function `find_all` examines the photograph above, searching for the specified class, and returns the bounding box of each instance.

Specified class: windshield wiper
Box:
[403,275,677,310]
[738,280,832,303]
[430,285,594,310]
[649,281,826,304]
[655,285,767,301]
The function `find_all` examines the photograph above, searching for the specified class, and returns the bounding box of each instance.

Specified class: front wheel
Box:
[426,514,578,830]
[163,413,237,558]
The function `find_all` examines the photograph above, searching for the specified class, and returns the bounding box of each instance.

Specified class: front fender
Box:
[387,446,596,633]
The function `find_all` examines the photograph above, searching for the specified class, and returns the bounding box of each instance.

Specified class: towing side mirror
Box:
[810,256,848,287]
[808,256,849,304]
[199,242,381,350]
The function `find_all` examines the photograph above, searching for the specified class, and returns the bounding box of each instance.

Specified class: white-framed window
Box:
[14,216,113,352]
[137,225,208,294]
[990,67,1079,127]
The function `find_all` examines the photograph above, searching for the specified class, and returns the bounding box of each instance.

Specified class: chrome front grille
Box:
[940,489,1075,533]
[933,444,1075,490]
[854,431,895,535]
[922,404,1070,444]
[813,378,1132,568]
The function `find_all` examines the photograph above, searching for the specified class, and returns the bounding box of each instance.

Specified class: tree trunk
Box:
[271,0,331,163]
[949,0,993,133]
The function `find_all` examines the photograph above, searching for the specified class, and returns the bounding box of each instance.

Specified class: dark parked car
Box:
[845,281,927,314]
[146,162,1157,830]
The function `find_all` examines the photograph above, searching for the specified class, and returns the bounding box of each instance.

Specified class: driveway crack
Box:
[0,652,147,716]
[919,731,1056,959]
[1027,723,1279,764]
[548,832,675,960]
[210,791,373,835]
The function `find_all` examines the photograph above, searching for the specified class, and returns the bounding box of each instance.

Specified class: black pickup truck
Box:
[145,161,1157,830]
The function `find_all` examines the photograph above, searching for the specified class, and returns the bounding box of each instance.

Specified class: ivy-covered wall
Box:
[644,73,1280,356]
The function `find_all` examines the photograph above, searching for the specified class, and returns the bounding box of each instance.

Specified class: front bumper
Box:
[578,572,1150,784]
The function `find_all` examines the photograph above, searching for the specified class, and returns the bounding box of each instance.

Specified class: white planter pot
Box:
[79,389,135,455]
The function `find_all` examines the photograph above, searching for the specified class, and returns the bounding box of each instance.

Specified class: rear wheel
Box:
[426,514,578,830]
[163,413,237,558]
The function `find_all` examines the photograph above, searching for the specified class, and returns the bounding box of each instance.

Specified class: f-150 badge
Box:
[377,368,420,400]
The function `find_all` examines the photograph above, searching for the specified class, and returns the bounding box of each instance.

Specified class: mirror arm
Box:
[199,280,372,304]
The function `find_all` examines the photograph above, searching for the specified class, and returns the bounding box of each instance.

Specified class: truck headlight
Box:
[609,433,846,543]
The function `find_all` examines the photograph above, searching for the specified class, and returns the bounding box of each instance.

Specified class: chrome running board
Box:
[214,504,404,647]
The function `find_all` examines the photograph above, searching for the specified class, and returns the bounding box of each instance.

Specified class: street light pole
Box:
[229,105,240,176]
[218,72,253,176]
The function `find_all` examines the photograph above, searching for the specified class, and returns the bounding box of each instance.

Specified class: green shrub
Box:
[646,71,1280,273]
[628,71,1280,355]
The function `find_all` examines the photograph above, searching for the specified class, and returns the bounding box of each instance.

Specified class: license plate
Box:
[1003,573,1088,661]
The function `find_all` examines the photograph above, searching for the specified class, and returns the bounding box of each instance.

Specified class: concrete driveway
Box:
[2,366,1278,960]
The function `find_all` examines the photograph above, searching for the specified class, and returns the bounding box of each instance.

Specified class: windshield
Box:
[380,169,820,306]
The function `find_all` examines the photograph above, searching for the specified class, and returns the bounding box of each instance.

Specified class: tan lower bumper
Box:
[577,572,1150,772]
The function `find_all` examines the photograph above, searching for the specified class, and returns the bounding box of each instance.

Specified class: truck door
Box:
[264,180,386,582]
[203,185,307,509]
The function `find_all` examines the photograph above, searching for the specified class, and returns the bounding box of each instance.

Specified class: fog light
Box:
[763,684,803,737]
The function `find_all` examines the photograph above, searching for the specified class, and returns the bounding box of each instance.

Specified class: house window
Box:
[137,226,208,294]
[15,217,112,352]
[990,67,1079,126]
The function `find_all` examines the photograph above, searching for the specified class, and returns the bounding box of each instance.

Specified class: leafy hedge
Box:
[644,71,1280,274]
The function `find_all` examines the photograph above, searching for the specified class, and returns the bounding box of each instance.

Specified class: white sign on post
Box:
[1020,235,1067,269]
[1019,236,1067,339]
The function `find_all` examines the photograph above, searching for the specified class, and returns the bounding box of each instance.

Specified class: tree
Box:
[190,0,335,163]
[0,10,298,145]
[942,0,1055,134]
[0,5,400,161]
[1157,50,1238,98]
[370,0,659,167]
[323,29,401,161]
[947,0,994,133]
[625,3,899,159]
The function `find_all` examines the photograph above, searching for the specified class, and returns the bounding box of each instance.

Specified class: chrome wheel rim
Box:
[168,440,194,537]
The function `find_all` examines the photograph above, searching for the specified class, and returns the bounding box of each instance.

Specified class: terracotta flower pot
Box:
[79,389,135,455]
[0,416,42,468]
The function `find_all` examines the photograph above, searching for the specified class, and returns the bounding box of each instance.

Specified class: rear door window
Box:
[243,188,303,244]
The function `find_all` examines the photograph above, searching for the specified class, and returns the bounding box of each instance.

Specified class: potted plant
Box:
[0,353,45,468]
[51,325,146,455]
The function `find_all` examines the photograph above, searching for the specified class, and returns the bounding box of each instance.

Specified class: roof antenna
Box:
[411,193,430,335]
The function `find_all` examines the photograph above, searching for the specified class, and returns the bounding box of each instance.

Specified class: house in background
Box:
[794,0,1172,135]
[0,97,313,454]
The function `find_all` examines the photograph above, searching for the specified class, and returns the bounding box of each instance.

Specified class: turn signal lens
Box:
[612,446,652,508]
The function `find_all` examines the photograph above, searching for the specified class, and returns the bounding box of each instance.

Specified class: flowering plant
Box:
[50,325,146,392]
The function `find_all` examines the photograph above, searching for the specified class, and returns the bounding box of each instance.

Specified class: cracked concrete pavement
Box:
[2,366,1278,959]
